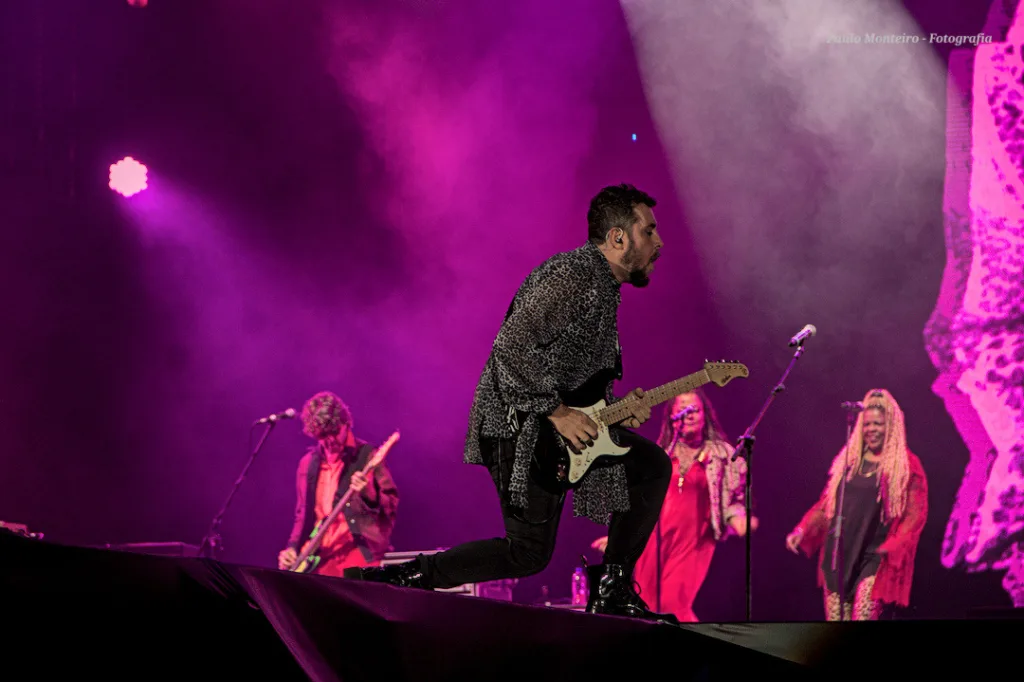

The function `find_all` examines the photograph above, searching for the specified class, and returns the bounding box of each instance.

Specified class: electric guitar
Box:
[289,430,400,574]
[547,360,748,484]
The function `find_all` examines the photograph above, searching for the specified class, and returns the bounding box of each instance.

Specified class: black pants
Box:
[419,427,671,590]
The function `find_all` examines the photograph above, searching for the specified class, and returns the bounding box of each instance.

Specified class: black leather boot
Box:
[343,559,431,590]
[585,563,680,625]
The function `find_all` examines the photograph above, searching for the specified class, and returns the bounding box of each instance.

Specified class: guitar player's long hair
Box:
[655,388,729,450]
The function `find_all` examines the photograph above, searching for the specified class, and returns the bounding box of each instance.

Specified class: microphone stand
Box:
[830,406,862,619]
[197,420,279,559]
[732,340,809,621]
[657,426,684,613]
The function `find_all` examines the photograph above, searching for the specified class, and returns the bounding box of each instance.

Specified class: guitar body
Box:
[559,399,630,484]
[292,519,324,574]
[548,367,628,485]
[292,552,320,574]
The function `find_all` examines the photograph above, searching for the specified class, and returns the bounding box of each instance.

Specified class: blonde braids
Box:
[823,388,911,523]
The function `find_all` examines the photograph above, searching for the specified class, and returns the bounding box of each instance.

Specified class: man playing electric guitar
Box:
[348,184,698,624]
[277,391,399,577]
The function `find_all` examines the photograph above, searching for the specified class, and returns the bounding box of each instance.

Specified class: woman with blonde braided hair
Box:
[785,389,928,620]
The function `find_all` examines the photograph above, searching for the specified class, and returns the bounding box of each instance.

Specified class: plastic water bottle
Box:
[571,567,589,606]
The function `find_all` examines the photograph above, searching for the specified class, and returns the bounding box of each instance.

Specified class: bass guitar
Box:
[289,430,400,574]
[548,360,748,484]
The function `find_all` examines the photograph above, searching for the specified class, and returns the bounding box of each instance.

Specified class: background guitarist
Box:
[277,391,399,577]
[349,184,679,624]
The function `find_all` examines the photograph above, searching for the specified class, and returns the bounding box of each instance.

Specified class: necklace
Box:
[859,457,880,478]
[676,442,707,491]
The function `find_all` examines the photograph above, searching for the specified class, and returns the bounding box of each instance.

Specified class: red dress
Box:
[633,455,717,622]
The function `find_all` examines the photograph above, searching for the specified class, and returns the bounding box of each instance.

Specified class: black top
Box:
[822,460,890,596]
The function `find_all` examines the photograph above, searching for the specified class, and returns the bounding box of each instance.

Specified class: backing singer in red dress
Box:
[593,388,756,622]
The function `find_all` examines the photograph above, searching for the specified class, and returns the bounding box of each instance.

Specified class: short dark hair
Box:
[586,183,657,244]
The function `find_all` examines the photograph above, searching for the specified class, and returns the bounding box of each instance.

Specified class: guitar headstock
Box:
[367,430,401,469]
[703,360,749,387]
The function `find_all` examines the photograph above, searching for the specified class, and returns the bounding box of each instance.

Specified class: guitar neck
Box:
[295,460,374,562]
[597,369,711,425]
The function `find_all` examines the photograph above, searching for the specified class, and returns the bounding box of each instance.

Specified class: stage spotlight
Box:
[109,156,148,197]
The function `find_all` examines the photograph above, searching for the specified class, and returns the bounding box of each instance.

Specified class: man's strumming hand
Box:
[548,405,599,452]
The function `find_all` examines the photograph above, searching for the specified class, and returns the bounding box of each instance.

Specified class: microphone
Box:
[789,324,817,347]
[840,401,864,412]
[671,404,699,422]
[255,407,296,424]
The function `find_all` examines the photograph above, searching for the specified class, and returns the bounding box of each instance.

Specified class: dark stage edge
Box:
[0,533,1018,681]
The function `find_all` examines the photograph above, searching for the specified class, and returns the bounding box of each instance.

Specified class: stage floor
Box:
[1,532,1018,681]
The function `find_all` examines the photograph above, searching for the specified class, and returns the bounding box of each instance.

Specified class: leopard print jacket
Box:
[464,241,630,523]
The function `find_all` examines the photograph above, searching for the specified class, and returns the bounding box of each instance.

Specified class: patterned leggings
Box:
[823,575,885,620]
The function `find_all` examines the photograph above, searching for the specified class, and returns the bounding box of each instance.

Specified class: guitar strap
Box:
[333,442,375,508]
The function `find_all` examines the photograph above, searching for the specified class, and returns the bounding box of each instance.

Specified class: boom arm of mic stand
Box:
[732,341,808,622]
[197,420,279,560]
